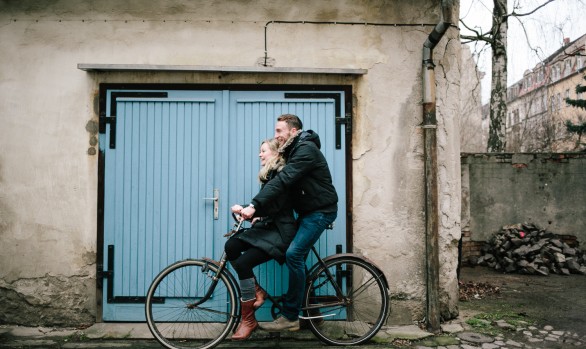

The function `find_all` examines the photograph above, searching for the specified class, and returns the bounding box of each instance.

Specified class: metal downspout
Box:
[422,0,454,333]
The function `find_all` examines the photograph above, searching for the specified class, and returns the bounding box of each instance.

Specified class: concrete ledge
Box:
[83,323,152,340]
[2,326,79,339]
[77,64,368,75]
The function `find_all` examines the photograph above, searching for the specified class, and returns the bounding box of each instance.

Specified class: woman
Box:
[225,138,296,340]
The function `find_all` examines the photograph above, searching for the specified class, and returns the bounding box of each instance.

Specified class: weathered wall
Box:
[461,153,586,248]
[0,0,462,325]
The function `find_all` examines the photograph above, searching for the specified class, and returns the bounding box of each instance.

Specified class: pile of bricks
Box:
[470,223,586,275]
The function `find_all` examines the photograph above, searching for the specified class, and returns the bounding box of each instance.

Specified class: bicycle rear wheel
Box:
[303,256,390,346]
[145,259,238,349]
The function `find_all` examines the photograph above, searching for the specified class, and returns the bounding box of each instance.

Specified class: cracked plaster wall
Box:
[0,0,462,325]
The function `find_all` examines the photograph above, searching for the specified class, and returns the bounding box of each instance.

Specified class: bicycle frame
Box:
[146,213,391,349]
[186,253,231,308]
[185,217,371,320]
[186,219,243,309]
[262,244,354,318]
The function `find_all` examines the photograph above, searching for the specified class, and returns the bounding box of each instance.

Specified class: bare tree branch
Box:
[507,0,555,18]
[461,34,493,44]
[511,15,544,62]
[458,0,577,152]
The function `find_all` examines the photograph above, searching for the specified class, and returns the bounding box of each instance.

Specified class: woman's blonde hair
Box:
[258,138,285,182]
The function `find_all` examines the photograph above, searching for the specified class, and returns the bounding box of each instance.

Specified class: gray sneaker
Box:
[259,315,300,332]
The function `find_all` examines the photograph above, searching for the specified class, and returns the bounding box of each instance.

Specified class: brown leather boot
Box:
[231,299,258,340]
[253,283,267,310]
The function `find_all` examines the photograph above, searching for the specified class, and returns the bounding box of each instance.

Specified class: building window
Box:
[557,93,562,110]
[552,64,559,81]
[578,57,583,69]
[550,67,556,81]
[565,59,571,76]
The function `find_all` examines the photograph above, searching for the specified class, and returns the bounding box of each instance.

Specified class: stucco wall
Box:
[461,153,586,245]
[0,0,462,325]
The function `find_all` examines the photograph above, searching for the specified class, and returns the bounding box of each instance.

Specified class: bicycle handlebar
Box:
[224,212,246,237]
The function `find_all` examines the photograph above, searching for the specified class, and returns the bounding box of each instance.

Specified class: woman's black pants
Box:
[225,237,272,280]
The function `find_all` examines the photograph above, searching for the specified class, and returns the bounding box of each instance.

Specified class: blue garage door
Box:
[100,89,347,321]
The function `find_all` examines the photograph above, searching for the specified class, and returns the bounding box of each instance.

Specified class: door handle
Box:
[203,189,219,220]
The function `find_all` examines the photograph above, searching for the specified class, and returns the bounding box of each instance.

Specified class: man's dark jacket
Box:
[251,130,338,216]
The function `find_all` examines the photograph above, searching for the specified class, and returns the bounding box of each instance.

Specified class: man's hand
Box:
[240,206,256,220]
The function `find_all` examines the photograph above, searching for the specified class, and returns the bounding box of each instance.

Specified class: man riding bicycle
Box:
[240,113,338,331]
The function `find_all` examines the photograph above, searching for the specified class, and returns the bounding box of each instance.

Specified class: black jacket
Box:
[251,130,338,215]
[234,170,296,264]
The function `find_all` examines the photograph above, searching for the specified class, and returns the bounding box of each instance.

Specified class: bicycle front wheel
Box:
[145,259,238,349]
[303,256,390,346]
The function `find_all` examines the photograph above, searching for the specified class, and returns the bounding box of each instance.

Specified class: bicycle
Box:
[145,214,391,349]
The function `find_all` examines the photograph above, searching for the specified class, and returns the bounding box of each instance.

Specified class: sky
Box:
[459,0,586,103]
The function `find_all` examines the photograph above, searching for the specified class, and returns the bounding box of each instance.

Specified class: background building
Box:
[504,34,586,152]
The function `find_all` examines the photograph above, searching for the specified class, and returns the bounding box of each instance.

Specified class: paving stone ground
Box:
[1,266,584,348]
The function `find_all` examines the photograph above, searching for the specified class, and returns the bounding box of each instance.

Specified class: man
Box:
[240,113,338,331]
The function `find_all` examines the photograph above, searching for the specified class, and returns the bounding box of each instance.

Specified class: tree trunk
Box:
[487,0,508,152]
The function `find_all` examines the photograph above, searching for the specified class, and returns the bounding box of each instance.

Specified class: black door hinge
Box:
[100,92,168,149]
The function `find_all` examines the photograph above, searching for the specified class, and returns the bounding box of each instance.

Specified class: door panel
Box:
[227,91,346,320]
[102,95,223,320]
[100,89,346,321]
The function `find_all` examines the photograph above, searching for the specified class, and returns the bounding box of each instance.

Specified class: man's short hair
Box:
[277,114,303,130]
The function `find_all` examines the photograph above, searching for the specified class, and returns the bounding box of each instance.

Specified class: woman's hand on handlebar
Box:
[231,204,244,214]
[231,204,255,221]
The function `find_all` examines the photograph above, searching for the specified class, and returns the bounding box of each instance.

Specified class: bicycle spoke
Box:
[347,275,378,298]
[191,306,232,317]
[304,257,389,346]
[146,260,238,349]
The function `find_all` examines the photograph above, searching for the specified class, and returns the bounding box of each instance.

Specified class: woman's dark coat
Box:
[233,170,296,264]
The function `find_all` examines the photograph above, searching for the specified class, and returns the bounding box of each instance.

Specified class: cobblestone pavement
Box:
[410,323,586,349]
[2,321,584,348]
[1,267,584,348]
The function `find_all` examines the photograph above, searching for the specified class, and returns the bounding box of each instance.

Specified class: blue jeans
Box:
[281,211,337,320]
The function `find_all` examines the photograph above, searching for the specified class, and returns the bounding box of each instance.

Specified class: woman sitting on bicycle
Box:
[226,138,296,341]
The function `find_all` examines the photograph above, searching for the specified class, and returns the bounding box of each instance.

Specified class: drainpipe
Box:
[422,0,454,334]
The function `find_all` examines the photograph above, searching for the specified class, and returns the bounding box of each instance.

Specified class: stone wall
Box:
[461,153,586,263]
